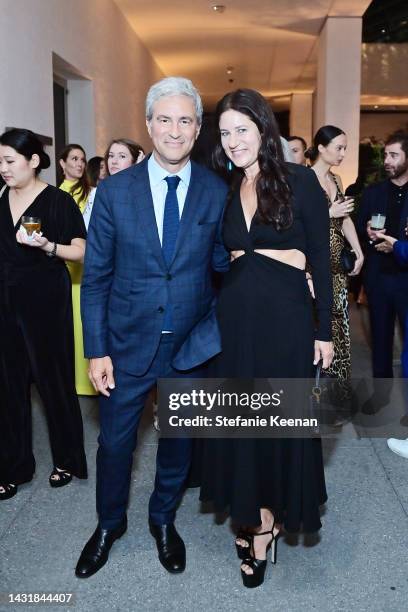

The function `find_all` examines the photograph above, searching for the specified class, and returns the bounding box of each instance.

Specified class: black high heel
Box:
[235,530,251,560]
[240,521,279,589]
[49,468,72,488]
[0,483,17,501]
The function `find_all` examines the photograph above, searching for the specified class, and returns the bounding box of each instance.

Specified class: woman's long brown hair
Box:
[212,89,292,230]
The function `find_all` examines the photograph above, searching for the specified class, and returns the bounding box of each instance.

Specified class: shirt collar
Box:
[389,179,408,192]
[148,152,191,188]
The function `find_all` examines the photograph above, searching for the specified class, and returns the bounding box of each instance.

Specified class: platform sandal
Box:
[235,530,252,560]
[0,483,17,500]
[240,521,280,589]
[49,468,73,488]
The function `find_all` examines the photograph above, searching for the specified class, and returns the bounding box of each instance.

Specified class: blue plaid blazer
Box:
[81,157,229,375]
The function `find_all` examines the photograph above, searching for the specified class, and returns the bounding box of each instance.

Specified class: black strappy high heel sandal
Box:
[49,468,72,488]
[0,483,18,501]
[235,530,252,560]
[240,521,279,589]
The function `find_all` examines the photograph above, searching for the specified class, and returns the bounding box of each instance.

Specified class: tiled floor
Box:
[1,303,407,612]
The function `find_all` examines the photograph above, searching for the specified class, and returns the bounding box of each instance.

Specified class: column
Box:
[314,17,362,188]
[290,94,313,147]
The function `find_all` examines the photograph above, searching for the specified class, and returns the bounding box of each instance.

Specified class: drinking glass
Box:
[21,216,41,239]
[370,214,386,231]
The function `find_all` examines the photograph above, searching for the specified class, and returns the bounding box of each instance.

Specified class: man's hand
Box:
[366,220,379,242]
[373,230,396,253]
[375,239,394,253]
[314,340,334,369]
[88,356,115,396]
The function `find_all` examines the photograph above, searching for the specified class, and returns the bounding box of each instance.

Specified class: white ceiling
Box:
[114,0,371,109]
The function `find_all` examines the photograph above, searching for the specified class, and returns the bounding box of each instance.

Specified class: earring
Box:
[227,160,233,171]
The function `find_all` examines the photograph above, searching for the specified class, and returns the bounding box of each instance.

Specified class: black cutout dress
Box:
[196,164,332,532]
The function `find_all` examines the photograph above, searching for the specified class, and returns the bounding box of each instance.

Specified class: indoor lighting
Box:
[212,5,226,13]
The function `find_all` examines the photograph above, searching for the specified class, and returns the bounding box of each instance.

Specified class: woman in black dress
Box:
[196,90,333,587]
[0,129,87,500]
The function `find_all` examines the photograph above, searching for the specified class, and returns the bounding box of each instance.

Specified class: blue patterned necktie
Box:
[161,175,181,331]
[162,176,181,265]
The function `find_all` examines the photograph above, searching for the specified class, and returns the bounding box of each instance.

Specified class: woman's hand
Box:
[330,197,354,219]
[348,252,364,276]
[314,340,334,369]
[16,227,49,250]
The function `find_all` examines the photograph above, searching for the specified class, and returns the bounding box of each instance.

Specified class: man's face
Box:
[146,95,200,171]
[288,139,306,165]
[384,143,408,179]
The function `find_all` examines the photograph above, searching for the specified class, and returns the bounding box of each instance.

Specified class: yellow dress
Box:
[59,180,97,395]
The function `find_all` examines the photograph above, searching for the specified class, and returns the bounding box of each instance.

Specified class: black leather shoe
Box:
[75,518,127,578]
[149,522,186,573]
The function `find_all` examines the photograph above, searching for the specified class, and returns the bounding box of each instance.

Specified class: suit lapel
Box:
[171,163,204,265]
[129,161,167,270]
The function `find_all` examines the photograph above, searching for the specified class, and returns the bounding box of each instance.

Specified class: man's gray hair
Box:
[146,77,203,125]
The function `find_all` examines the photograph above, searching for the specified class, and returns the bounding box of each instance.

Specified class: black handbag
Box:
[340,245,356,273]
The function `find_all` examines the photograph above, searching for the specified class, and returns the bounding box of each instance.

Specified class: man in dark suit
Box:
[75,77,228,578]
[357,131,408,412]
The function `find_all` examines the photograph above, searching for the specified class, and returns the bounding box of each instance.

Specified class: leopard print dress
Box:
[323,174,351,405]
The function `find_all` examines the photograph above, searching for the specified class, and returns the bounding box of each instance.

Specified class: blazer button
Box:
[166,273,172,281]
[157,306,164,313]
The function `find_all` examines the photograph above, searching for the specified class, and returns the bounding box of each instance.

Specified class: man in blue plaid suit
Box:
[76,77,229,578]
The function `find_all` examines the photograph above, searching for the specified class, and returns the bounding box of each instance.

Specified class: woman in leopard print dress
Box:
[307,126,364,413]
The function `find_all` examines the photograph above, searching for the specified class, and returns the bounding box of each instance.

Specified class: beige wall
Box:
[0,0,163,183]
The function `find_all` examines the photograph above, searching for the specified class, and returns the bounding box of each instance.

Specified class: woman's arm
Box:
[42,237,85,262]
[300,168,334,367]
[341,216,364,276]
[16,229,86,262]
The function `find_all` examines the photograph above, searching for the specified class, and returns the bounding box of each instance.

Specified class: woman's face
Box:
[0,145,38,188]
[60,148,86,181]
[219,109,262,172]
[318,134,347,166]
[99,159,107,181]
[107,143,136,175]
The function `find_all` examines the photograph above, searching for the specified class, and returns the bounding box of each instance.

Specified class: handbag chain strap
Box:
[312,360,323,402]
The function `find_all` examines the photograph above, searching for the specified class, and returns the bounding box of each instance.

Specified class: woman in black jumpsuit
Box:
[0,129,87,500]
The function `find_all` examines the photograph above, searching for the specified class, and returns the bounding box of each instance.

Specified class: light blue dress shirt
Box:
[148,153,191,245]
